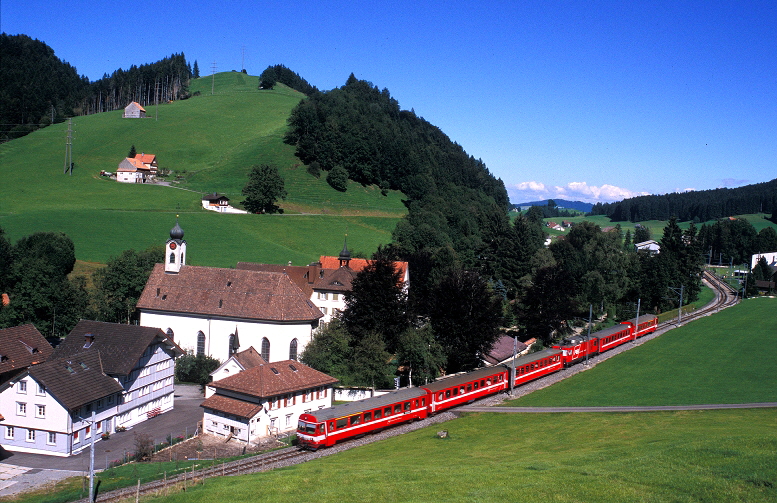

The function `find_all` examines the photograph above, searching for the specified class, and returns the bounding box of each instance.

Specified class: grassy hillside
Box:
[507,296,777,406]
[0,72,406,265]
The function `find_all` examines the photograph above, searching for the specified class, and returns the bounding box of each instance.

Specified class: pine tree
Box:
[193,60,200,79]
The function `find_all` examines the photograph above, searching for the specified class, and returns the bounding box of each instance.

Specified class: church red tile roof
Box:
[318,256,408,282]
[137,264,323,322]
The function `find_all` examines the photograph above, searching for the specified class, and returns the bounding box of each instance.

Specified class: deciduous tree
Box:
[241,164,287,214]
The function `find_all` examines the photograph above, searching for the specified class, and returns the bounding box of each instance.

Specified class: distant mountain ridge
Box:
[513,199,593,212]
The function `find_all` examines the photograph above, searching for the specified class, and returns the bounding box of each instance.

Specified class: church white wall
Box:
[139,310,315,364]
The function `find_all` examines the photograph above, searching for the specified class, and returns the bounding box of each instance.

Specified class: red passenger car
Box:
[621,315,658,338]
[506,348,564,383]
[421,366,509,414]
[297,387,428,450]
[594,323,633,352]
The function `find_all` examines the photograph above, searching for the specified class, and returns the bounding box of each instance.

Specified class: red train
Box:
[297,314,658,450]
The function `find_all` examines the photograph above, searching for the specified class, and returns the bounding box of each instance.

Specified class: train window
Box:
[467,384,472,392]
[384,407,392,417]
[329,421,335,431]
[394,404,402,414]
[473,382,479,390]
[480,380,486,387]
[336,418,348,429]
[404,402,411,411]
[364,411,372,422]
[350,415,361,426]
[460,386,465,394]
[486,379,491,386]
[438,392,444,400]
[445,390,451,398]
[421,398,426,406]
[498,375,503,382]
[374,409,382,419]
[452,388,458,397]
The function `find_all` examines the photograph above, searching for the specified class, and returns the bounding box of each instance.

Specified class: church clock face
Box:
[169,242,177,250]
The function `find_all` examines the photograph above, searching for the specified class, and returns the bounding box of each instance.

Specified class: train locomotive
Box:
[297,314,658,450]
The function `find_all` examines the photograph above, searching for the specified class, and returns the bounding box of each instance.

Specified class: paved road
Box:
[458,402,777,413]
[0,384,204,497]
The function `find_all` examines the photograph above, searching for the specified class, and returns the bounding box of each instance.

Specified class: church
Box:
[136,220,323,363]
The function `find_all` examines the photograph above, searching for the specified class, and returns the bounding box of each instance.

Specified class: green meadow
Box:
[139,409,776,503]
[136,298,775,503]
[506,296,777,407]
[0,72,406,266]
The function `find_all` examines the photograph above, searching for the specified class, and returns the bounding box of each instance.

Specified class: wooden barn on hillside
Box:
[123,101,146,118]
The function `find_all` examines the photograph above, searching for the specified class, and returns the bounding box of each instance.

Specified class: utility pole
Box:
[584,304,592,365]
[155,80,159,121]
[509,335,517,394]
[89,409,96,502]
[211,61,217,95]
[63,118,73,175]
[668,285,684,323]
[633,298,640,342]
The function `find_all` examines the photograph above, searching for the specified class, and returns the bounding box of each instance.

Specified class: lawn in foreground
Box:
[508,297,777,407]
[146,409,777,503]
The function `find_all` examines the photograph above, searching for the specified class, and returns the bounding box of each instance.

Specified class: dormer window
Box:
[83,333,95,349]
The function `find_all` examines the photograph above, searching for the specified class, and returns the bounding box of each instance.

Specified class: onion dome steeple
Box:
[165,215,187,274]
[170,218,185,240]
[338,236,351,268]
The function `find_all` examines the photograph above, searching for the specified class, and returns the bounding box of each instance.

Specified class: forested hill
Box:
[283,73,511,268]
[591,178,777,222]
[0,34,191,141]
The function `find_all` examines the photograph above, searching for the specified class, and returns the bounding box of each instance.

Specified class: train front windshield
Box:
[298,420,318,434]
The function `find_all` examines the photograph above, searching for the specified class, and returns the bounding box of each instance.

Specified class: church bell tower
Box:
[165,216,187,274]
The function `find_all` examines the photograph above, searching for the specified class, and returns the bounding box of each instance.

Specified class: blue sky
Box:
[3,0,775,204]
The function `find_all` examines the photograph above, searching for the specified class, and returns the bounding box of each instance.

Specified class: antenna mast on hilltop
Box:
[63,118,73,175]
[211,61,217,95]
[241,46,246,72]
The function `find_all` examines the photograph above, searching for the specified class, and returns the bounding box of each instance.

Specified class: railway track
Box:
[86,269,741,503]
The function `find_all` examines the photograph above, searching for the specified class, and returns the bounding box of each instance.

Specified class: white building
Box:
[751,251,777,270]
[136,220,324,363]
[116,157,151,183]
[236,240,409,324]
[201,359,337,441]
[0,321,183,456]
[635,240,661,254]
[207,346,267,398]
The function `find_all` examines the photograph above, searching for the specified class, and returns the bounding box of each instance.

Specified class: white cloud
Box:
[508,181,649,204]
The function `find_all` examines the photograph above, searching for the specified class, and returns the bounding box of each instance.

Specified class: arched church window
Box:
[169,252,176,264]
[261,337,270,362]
[289,338,298,361]
[197,331,206,356]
